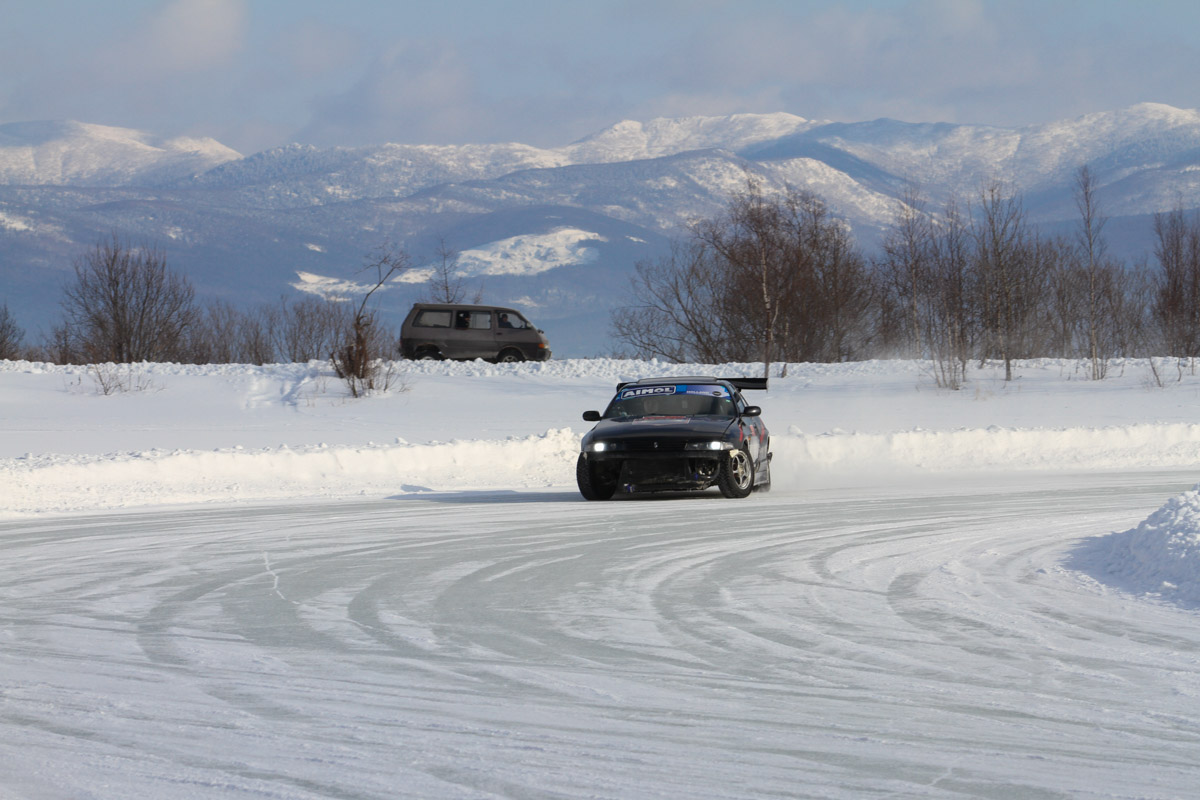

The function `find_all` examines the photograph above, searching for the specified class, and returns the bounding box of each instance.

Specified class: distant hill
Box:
[2,104,1199,356]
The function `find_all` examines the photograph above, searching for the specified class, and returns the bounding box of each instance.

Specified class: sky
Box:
[2,0,1200,155]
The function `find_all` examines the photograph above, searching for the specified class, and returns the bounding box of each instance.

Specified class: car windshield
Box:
[603,384,734,418]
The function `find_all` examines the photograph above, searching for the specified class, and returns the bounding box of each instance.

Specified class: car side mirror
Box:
[742,406,761,417]
[582,410,602,422]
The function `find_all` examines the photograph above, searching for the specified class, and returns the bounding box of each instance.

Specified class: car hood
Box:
[588,416,735,442]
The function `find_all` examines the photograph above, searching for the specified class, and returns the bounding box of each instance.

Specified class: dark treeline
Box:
[3,169,1200,384]
[613,169,1197,385]
[1,235,402,368]
[2,236,424,396]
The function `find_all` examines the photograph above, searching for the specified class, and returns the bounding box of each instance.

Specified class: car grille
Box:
[624,439,687,452]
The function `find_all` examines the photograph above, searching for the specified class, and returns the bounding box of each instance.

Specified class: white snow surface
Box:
[5,356,1200,798]
[452,228,605,276]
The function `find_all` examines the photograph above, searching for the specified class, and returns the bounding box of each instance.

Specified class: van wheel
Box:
[497,348,525,363]
[414,347,441,361]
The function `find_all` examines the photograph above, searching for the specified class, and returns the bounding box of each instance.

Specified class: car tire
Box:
[414,347,441,361]
[497,348,525,363]
[717,447,754,498]
[577,454,617,500]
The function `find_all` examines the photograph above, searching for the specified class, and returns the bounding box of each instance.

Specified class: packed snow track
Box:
[3,475,1200,799]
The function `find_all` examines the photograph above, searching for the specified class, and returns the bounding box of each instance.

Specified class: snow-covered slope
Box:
[0,120,240,186]
[3,105,1200,352]
[561,112,822,162]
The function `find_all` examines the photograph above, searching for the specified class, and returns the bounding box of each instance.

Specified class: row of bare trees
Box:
[613,182,874,375]
[32,235,360,367]
[0,237,427,401]
[874,169,1154,386]
[613,170,1196,385]
[3,235,483,372]
[4,237,486,375]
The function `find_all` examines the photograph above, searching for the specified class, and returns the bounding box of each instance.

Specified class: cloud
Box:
[146,0,247,72]
[601,0,1199,129]
[272,19,361,79]
[97,0,248,80]
[4,0,1199,154]
[295,40,481,146]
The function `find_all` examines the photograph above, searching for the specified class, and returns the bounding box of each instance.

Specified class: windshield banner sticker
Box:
[619,384,730,400]
[620,385,677,399]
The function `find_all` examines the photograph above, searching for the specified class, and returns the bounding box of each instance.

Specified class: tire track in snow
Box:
[4,479,1200,798]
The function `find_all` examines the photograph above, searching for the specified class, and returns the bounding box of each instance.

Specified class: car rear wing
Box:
[726,377,768,391]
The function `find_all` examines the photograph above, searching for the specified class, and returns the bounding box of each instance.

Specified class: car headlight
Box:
[588,441,620,452]
[685,441,733,451]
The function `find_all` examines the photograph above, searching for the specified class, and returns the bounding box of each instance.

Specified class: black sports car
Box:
[576,376,772,500]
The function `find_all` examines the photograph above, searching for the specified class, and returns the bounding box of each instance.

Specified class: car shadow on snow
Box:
[385,489,580,505]
[383,488,746,505]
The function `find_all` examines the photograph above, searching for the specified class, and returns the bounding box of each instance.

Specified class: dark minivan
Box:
[399,303,551,362]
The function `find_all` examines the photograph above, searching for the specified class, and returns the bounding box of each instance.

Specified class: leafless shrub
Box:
[331,243,412,397]
[87,362,157,395]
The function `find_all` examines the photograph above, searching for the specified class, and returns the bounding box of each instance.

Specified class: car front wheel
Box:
[576,454,617,500]
[717,447,754,498]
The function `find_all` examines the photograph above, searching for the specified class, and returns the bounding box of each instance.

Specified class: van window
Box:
[414,310,452,328]
[452,310,492,330]
[498,312,530,330]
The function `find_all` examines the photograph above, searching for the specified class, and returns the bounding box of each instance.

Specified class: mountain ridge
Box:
[2,104,1199,355]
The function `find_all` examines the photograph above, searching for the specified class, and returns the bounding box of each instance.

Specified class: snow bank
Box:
[1078,485,1200,606]
[2,429,579,515]
[5,356,1200,518]
[781,423,1200,473]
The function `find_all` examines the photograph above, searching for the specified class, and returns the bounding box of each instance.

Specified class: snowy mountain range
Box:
[3,103,1200,356]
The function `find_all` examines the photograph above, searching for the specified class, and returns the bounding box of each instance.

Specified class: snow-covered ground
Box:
[4,357,1200,798]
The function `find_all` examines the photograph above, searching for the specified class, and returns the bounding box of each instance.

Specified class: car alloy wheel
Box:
[718,447,754,498]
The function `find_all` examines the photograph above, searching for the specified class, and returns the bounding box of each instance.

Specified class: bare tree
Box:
[1074,164,1122,378]
[1153,205,1200,363]
[332,243,412,396]
[0,303,24,360]
[799,195,875,362]
[971,182,1043,381]
[1042,235,1082,359]
[424,239,481,304]
[188,300,244,364]
[879,184,934,357]
[615,181,871,369]
[59,235,196,363]
[692,178,795,376]
[611,241,738,363]
[277,295,348,363]
[927,197,974,388]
